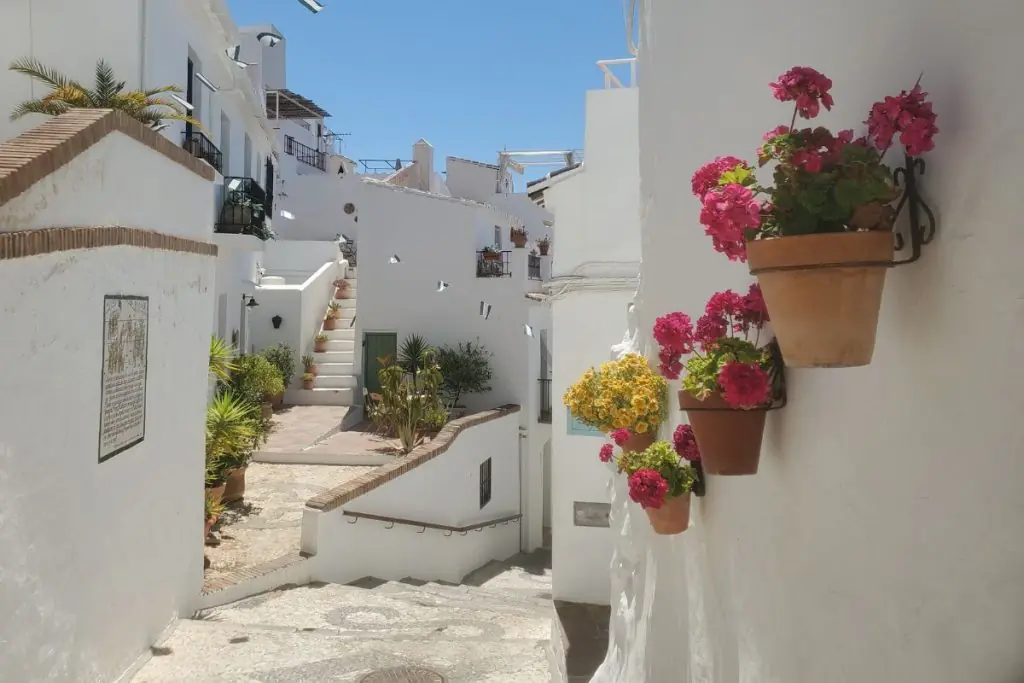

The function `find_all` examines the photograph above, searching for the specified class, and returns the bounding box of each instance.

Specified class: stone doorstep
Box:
[201,551,310,597]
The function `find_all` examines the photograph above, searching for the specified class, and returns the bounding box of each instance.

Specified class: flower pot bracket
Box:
[749,154,936,275]
[683,339,788,415]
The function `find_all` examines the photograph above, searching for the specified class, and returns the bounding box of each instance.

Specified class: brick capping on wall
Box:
[305,404,522,513]
[0,108,216,208]
[0,226,218,260]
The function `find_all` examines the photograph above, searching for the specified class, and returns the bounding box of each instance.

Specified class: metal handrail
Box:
[597,57,637,89]
[284,136,326,171]
[342,510,522,533]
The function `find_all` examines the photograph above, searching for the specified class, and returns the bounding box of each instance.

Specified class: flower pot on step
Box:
[747,231,893,368]
[645,493,691,535]
[323,317,337,330]
[538,244,550,256]
[621,431,656,454]
[206,483,226,506]
[678,391,766,476]
[301,377,315,390]
[511,235,528,248]
[314,340,328,353]
[270,392,284,410]
[222,466,247,504]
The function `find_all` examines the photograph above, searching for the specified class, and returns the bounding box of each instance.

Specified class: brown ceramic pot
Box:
[678,391,766,476]
[747,231,893,368]
[538,244,550,256]
[620,430,656,454]
[302,377,315,390]
[314,340,328,353]
[222,466,247,504]
[323,317,337,330]
[644,493,691,535]
[260,402,273,420]
[270,392,284,409]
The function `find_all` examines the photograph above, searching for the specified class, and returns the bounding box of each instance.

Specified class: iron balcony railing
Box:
[182,130,223,173]
[476,250,511,278]
[217,177,271,240]
[284,135,326,171]
[528,254,541,280]
[538,379,552,423]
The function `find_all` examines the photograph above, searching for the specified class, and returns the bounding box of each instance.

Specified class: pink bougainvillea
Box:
[770,66,835,119]
[627,469,669,509]
[599,443,615,463]
[866,84,938,156]
[672,424,701,462]
[699,184,761,263]
[718,361,772,408]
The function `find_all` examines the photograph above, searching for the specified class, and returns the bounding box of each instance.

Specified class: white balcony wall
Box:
[597,0,1024,682]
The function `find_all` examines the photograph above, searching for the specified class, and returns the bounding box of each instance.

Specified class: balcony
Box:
[538,379,552,423]
[284,136,326,171]
[528,254,541,280]
[217,177,271,240]
[182,130,223,173]
[476,250,511,277]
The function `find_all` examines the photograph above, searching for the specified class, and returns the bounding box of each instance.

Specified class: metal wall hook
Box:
[443,530,453,537]
[890,154,937,267]
[384,522,395,530]
[416,526,426,534]
[346,516,358,524]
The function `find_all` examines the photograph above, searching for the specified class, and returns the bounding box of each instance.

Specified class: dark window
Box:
[185,58,194,137]
[479,458,492,509]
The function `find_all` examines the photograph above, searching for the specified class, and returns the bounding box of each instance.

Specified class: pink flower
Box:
[866,85,938,156]
[699,184,761,263]
[652,312,694,355]
[691,156,748,199]
[673,424,701,462]
[740,282,770,327]
[628,469,669,510]
[611,429,631,447]
[770,67,834,119]
[792,149,823,173]
[599,443,614,463]
[763,125,790,141]
[705,290,745,320]
[694,314,728,351]
[658,348,683,380]
[718,361,772,408]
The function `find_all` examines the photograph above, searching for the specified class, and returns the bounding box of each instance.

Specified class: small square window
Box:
[479,458,492,509]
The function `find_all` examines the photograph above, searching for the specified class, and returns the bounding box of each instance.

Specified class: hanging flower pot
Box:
[620,430,656,454]
[645,493,691,535]
[747,232,892,368]
[678,391,767,475]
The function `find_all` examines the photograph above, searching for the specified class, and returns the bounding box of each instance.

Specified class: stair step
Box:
[293,387,354,406]
[316,362,355,375]
[314,350,353,364]
[132,619,552,682]
[337,308,356,320]
[372,581,552,615]
[333,298,357,309]
[315,374,357,389]
[325,328,355,340]
[324,339,354,351]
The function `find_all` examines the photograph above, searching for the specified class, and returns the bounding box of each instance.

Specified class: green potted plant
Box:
[614,439,699,535]
[481,245,501,262]
[510,226,529,248]
[302,354,317,377]
[537,235,551,256]
[301,372,316,390]
[327,301,342,319]
[436,341,493,417]
[314,333,328,353]
[693,67,938,367]
[322,312,337,331]
[653,286,778,475]
[205,452,228,505]
[261,343,294,408]
[228,354,285,420]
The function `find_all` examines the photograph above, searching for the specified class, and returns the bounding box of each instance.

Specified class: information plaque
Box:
[98,295,149,462]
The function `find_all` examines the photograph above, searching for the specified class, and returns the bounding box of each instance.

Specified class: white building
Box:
[592,1,1024,682]
[527,58,641,608]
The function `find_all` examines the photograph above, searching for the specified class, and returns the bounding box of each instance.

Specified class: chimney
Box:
[412,139,434,191]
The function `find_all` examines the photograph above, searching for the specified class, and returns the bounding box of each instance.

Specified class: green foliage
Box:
[9,58,201,129]
[375,351,445,453]
[617,441,697,498]
[261,343,296,389]
[301,354,316,373]
[398,334,433,381]
[205,489,225,521]
[205,391,258,485]
[209,336,237,384]
[681,338,769,400]
[229,354,285,406]
[436,341,493,408]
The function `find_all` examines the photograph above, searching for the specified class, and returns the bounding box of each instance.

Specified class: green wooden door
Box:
[362,332,397,396]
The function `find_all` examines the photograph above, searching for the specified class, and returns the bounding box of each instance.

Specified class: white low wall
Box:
[250,259,342,361]
[306,407,522,585]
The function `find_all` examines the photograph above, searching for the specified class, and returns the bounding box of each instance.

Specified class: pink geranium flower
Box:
[718,361,771,408]
[652,312,694,355]
[866,84,938,156]
[610,428,631,447]
[628,469,669,509]
[699,184,761,263]
[770,67,834,119]
[691,156,748,199]
[599,443,614,463]
[672,424,701,462]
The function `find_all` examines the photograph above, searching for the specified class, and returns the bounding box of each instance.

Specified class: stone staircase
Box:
[306,268,359,407]
[134,552,558,682]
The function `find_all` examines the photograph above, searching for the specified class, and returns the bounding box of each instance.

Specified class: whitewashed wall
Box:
[597,0,1024,681]
[306,410,522,584]
[250,260,341,360]
[213,234,264,345]
[0,134,214,682]
[445,157,499,204]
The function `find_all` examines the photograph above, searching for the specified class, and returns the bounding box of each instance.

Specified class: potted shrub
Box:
[206,390,258,503]
[613,439,699,535]
[301,372,316,390]
[333,278,350,299]
[436,340,493,416]
[322,312,337,331]
[510,227,529,248]
[227,354,284,421]
[563,353,668,453]
[261,343,294,409]
[302,354,317,377]
[205,455,228,505]
[314,333,328,353]
[537,235,551,256]
[692,68,938,367]
[327,301,342,319]
[653,285,778,475]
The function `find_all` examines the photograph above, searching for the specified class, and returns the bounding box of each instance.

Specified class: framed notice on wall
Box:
[98,295,149,463]
[566,408,603,437]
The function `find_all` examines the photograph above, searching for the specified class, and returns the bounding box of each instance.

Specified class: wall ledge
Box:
[305,404,521,512]
[0,226,218,260]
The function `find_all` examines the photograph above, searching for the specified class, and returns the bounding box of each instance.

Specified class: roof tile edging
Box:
[305,404,521,513]
[0,226,218,260]
[0,109,215,208]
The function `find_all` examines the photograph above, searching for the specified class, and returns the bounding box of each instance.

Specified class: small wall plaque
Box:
[566,408,603,437]
[98,295,149,462]
[574,502,611,528]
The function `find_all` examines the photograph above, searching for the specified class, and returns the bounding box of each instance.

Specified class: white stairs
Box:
[303,268,359,407]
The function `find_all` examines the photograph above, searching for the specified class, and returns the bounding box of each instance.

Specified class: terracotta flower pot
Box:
[260,402,273,420]
[483,252,500,262]
[323,317,337,330]
[302,377,315,390]
[223,466,247,504]
[538,244,550,256]
[335,287,347,299]
[747,231,893,368]
[678,391,766,476]
[511,235,528,248]
[621,431,656,454]
[270,392,284,409]
[204,516,217,540]
[645,493,691,535]
[206,483,226,506]
[314,340,328,353]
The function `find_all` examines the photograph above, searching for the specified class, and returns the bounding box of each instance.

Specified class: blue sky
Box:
[226,0,630,182]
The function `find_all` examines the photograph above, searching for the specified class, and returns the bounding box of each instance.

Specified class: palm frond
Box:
[89,59,126,107]
[8,57,73,89]
[9,99,69,121]
[143,84,184,97]
[209,336,238,383]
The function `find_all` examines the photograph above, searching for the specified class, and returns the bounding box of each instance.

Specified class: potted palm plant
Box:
[302,354,317,377]
[301,372,316,390]
[314,333,328,353]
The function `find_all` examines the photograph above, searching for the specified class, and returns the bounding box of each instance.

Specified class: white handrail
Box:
[597,58,637,89]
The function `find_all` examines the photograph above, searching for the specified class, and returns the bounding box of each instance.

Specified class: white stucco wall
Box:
[273,173,361,243]
[596,1,1024,681]
[0,135,214,682]
[444,157,499,203]
[307,410,522,584]
[250,260,340,360]
[213,233,263,344]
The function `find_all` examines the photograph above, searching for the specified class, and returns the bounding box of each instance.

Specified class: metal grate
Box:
[284,135,326,171]
[479,457,492,509]
[476,250,511,277]
[528,253,541,280]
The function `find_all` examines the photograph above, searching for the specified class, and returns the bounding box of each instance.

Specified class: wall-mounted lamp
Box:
[243,294,259,308]
[272,315,283,329]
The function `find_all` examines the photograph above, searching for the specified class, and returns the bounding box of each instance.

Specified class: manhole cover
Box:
[359,666,446,683]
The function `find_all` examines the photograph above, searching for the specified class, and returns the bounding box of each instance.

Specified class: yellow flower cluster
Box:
[563,353,667,434]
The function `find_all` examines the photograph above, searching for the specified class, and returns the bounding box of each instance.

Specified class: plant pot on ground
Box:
[327,301,342,319]
[301,372,315,390]
[206,482,226,506]
[510,227,529,248]
[222,465,248,504]
[653,286,779,476]
[691,66,938,368]
[260,402,273,420]
[314,334,328,353]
